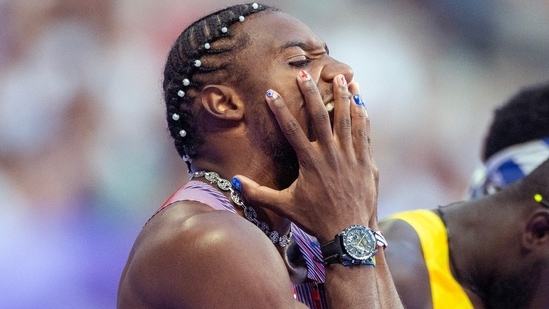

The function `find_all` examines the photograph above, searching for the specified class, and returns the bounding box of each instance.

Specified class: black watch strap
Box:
[320,236,344,266]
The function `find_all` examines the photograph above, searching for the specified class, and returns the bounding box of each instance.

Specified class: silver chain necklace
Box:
[192,171,292,247]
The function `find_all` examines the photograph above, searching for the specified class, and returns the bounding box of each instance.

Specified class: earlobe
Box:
[523,210,549,250]
[201,85,244,120]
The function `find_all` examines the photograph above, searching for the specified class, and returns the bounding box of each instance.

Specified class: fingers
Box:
[295,70,333,144]
[231,175,292,218]
[348,81,372,164]
[242,72,378,238]
[331,74,353,152]
[265,89,311,157]
[265,71,371,162]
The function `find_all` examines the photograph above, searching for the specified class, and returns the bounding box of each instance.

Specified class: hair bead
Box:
[177,90,185,97]
[204,43,211,49]
[182,78,190,86]
[252,3,259,9]
[179,130,187,137]
[172,113,180,121]
[221,27,228,33]
[194,60,202,67]
[238,16,245,22]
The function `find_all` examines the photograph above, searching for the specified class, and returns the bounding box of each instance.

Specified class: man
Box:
[118,3,401,308]
[381,82,549,309]
[381,158,549,309]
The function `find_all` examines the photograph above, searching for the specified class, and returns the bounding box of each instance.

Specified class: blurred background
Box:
[0,0,548,307]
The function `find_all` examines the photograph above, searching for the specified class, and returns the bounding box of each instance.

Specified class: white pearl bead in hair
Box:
[239,16,245,22]
[252,3,259,9]
[177,90,185,97]
[179,130,187,137]
[194,60,201,67]
[221,27,228,33]
[204,43,210,49]
[182,78,190,86]
[172,113,180,121]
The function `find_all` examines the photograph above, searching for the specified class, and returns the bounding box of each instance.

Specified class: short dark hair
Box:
[483,82,549,161]
[162,3,277,165]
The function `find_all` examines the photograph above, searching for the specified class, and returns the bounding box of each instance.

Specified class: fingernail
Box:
[231,177,242,191]
[300,70,311,81]
[266,89,279,99]
[353,94,366,108]
[339,75,347,86]
[353,94,361,105]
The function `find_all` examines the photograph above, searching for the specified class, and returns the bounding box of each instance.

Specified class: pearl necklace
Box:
[192,171,292,247]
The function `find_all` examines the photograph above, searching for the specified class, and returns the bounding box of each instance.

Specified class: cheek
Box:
[276,86,313,139]
[257,69,310,134]
[278,86,305,117]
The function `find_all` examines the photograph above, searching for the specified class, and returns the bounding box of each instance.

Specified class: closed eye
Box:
[289,59,311,68]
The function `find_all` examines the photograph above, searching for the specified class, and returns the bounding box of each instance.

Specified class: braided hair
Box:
[162,3,277,170]
[483,82,549,161]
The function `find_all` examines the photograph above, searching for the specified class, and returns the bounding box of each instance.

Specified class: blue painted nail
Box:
[231,177,242,191]
[353,94,361,105]
[266,89,278,99]
[353,94,366,108]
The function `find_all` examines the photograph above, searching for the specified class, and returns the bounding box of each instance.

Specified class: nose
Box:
[320,57,354,85]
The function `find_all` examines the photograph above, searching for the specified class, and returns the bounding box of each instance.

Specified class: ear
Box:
[523,209,549,250]
[200,85,244,120]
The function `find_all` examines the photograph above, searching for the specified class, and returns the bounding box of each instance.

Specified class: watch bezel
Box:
[340,224,378,261]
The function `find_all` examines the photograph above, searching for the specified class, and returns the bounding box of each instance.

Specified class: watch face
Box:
[341,225,377,260]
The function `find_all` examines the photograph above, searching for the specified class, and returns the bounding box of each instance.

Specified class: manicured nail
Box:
[353,94,362,105]
[339,75,347,86]
[231,177,242,191]
[300,70,311,81]
[266,89,279,99]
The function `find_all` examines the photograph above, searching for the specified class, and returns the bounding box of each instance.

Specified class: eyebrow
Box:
[278,41,329,55]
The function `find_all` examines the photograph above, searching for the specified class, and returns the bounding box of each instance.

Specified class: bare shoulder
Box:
[118,201,303,309]
[380,217,433,309]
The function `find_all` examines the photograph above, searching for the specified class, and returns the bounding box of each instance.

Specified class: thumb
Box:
[232,175,289,218]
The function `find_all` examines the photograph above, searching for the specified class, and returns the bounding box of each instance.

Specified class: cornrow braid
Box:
[162,3,277,170]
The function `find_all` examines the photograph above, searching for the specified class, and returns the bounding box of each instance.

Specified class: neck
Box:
[439,202,493,304]
[191,136,299,191]
[190,155,281,189]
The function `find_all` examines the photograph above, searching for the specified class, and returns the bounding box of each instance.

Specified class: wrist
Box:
[320,224,387,267]
[315,218,372,243]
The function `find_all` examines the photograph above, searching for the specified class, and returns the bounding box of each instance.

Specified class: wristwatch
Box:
[320,225,385,266]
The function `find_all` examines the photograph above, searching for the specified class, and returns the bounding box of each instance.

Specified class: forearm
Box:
[370,220,403,308]
[324,255,403,309]
[374,252,404,308]
[325,265,380,309]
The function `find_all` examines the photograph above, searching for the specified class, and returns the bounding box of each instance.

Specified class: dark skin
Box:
[379,217,432,309]
[380,190,549,309]
[118,11,402,309]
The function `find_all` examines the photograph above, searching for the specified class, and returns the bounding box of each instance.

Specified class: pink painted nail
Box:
[300,70,311,81]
